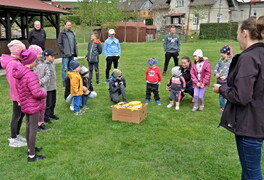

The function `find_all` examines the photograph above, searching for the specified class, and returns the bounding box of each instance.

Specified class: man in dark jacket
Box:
[28,21,46,50]
[163,26,181,76]
[58,20,78,85]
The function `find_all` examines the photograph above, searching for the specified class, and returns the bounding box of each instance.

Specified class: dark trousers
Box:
[236,135,264,180]
[164,52,179,72]
[146,83,160,101]
[26,112,40,156]
[45,90,56,120]
[105,56,119,79]
[110,84,127,103]
[184,86,194,97]
[89,62,99,81]
[11,101,24,138]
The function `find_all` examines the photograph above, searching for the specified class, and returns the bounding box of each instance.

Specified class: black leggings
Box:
[145,83,160,101]
[26,112,40,156]
[105,56,119,79]
[163,52,179,72]
[11,101,24,138]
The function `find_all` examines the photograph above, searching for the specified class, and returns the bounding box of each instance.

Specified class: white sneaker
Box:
[191,106,199,112]
[16,135,27,143]
[167,104,173,108]
[70,105,74,111]
[9,138,27,147]
[175,106,179,110]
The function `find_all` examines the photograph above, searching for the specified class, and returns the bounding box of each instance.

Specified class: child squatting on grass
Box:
[214,45,233,114]
[109,69,127,103]
[190,49,211,112]
[12,49,47,162]
[145,58,162,105]
[67,60,84,115]
[29,45,51,132]
[166,66,186,110]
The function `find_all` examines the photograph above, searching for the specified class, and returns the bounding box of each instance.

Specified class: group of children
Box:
[143,46,233,113]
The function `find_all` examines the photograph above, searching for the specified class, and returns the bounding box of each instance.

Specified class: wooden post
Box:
[6,11,11,41]
[40,13,44,28]
[21,15,25,39]
[25,12,29,38]
[56,14,60,38]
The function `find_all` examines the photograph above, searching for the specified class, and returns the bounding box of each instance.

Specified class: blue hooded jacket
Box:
[104,37,121,57]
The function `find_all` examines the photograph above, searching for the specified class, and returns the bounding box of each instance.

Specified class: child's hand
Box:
[39,81,41,86]
[220,76,226,81]
[215,74,220,78]
[201,84,205,88]
[166,86,171,90]
[197,82,201,87]
[115,82,118,86]
[181,89,185,92]
[158,82,161,85]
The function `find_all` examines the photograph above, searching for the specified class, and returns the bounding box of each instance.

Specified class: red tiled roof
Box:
[167,13,185,17]
[0,0,69,14]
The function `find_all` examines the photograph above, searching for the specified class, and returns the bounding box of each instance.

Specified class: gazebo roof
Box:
[0,0,69,14]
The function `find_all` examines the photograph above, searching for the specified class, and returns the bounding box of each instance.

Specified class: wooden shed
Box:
[0,0,69,56]
[146,25,157,41]
[101,22,147,43]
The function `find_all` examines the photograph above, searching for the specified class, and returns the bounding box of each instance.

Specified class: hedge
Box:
[200,22,238,40]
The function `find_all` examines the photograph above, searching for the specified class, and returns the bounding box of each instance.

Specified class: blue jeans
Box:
[218,82,227,108]
[73,95,82,113]
[62,56,74,83]
[236,135,264,180]
[185,86,194,97]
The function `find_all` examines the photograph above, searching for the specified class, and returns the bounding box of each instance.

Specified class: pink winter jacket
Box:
[0,54,21,102]
[12,64,47,114]
[190,59,211,87]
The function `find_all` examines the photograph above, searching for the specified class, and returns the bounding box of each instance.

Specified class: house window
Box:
[143,12,146,15]
[193,15,199,25]
[217,13,222,23]
[176,0,184,7]
[172,17,180,24]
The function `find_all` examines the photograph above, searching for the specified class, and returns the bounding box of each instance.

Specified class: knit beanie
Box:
[220,45,233,57]
[28,45,43,54]
[113,69,122,78]
[20,49,37,66]
[7,40,26,55]
[80,66,89,75]
[193,49,203,57]
[69,60,80,71]
[147,58,157,65]
[171,66,182,77]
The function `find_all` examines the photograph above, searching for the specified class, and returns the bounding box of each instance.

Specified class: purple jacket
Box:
[0,54,21,102]
[12,64,47,114]
[190,59,211,87]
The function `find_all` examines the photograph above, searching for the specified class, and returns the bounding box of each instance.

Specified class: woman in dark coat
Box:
[213,16,264,179]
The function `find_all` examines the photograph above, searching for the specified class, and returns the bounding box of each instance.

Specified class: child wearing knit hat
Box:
[145,58,162,105]
[166,66,186,110]
[108,69,127,103]
[43,49,59,123]
[29,45,50,132]
[214,45,233,114]
[0,40,27,148]
[12,49,47,162]
[67,60,84,115]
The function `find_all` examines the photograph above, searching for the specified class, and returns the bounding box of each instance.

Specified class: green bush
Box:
[200,22,238,40]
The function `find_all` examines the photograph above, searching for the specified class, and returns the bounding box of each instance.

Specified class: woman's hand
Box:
[213,84,221,93]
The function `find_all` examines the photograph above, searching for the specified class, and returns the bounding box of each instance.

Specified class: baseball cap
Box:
[108,29,115,35]
[43,49,57,56]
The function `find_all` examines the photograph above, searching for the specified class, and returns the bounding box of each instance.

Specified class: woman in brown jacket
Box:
[213,16,264,179]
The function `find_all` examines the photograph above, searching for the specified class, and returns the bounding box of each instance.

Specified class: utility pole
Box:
[216,0,222,42]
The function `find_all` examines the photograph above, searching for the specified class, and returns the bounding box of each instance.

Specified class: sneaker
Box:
[162,71,166,76]
[96,80,100,84]
[156,100,161,105]
[9,138,27,147]
[26,147,43,155]
[38,123,50,132]
[70,105,74,111]
[167,104,173,108]
[199,105,204,111]
[74,111,82,116]
[145,99,150,104]
[28,154,46,162]
[175,106,180,110]
[83,106,89,110]
[191,106,199,112]
[50,115,59,120]
[44,118,52,124]
[16,135,27,143]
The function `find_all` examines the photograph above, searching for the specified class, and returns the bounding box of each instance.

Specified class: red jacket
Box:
[146,67,162,83]
[190,59,211,87]
[12,64,47,114]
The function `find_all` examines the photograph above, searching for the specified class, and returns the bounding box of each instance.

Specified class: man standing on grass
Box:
[163,26,181,76]
[28,21,46,50]
[58,20,78,86]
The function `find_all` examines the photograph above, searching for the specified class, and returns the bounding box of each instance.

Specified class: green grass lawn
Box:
[0,39,260,179]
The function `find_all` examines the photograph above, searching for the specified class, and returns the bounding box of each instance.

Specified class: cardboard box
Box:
[112,104,147,124]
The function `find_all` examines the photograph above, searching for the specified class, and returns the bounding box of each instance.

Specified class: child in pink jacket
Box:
[190,49,211,112]
[0,40,27,147]
[13,49,47,162]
